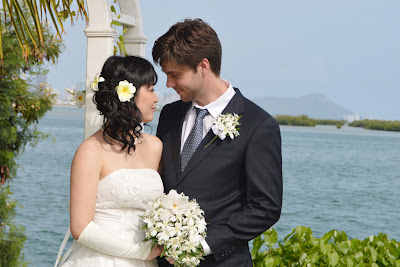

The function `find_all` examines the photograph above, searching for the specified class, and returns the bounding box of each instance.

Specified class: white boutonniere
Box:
[205,113,241,148]
[115,80,136,102]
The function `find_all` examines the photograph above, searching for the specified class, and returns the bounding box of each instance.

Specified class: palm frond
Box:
[0,16,3,67]
[25,0,43,46]
[0,0,88,63]
[41,0,62,38]
[11,0,38,47]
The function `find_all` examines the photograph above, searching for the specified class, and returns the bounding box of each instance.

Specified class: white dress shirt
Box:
[181,81,236,151]
[180,80,235,255]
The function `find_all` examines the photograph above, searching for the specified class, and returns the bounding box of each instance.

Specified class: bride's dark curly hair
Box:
[93,55,157,153]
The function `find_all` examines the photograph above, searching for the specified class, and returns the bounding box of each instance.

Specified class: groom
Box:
[153,19,283,266]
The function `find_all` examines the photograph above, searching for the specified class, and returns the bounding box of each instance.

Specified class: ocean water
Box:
[11,107,400,266]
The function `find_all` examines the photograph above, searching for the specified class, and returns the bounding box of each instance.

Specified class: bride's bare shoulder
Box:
[140,133,162,152]
[73,130,104,159]
[70,130,103,181]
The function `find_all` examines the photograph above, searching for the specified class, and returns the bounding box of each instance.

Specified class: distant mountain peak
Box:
[253,93,354,120]
[300,93,328,100]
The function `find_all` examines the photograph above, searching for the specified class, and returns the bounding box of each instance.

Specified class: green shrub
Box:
[252,226,400,266]
[274,115,345,128]
[349,119,400,132]
[0,187,27,267]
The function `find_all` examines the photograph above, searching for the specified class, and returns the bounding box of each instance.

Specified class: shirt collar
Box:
[186,80,235,119]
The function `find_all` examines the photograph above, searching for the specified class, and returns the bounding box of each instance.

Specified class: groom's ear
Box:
[198,58,210,76]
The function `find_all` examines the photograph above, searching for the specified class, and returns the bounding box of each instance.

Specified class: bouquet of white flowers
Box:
[142,190,207,266]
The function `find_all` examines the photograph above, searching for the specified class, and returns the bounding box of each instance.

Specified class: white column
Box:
[84,0,115,139]
[84,0,145,139]
[118,0,147,56]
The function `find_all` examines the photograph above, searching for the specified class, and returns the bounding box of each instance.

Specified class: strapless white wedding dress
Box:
[58,169,163,267]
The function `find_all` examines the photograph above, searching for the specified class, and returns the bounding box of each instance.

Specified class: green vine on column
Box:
[110,0,127,57]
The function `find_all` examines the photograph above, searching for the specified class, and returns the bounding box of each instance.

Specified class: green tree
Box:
[349,119,400,132]
[0,9,63,265]
[274,115,346,128]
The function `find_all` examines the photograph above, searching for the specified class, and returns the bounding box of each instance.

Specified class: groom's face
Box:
[162,61,203,103]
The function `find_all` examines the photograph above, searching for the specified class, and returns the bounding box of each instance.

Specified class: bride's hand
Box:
[146,245,163,260]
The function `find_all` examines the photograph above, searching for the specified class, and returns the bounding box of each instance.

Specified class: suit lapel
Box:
[170,101,191,180]
[177,88,245,184]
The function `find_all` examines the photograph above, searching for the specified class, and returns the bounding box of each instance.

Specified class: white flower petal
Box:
[74,91,85,108]
[116,80,135,102]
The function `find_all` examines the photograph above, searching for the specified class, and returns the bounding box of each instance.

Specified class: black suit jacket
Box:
[156,89,283,267]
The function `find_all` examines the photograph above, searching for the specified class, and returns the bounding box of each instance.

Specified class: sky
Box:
[46,0,400,120]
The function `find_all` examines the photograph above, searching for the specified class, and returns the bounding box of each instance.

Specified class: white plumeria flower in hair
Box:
[91,73,105,91]
[115,80,136,102]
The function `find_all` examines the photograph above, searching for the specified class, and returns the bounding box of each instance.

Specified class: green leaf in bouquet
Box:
[160,249,168,257]
[177,252,186,264]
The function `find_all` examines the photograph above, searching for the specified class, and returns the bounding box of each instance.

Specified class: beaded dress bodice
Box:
[61,168,163,267]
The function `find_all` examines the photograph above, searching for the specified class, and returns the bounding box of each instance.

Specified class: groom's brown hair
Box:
[152,18,222,76]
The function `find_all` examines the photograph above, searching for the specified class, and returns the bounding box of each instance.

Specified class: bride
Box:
[57,56,163,266]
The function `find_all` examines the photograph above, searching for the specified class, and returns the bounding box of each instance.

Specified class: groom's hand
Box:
[145,245,163,260]
[166,257,175,265]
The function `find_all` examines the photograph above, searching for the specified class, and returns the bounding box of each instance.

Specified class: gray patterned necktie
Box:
[181,108,209,173]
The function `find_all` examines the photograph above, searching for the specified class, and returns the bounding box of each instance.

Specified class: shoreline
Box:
[54,104,78,108]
